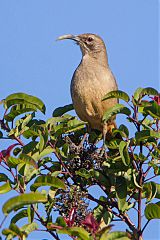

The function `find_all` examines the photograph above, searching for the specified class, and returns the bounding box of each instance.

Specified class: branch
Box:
[87,194,137,234]
[33,205,60,240]
[137,162,143,238]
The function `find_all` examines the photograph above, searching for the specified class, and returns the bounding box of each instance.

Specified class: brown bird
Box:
[57,33,118,142]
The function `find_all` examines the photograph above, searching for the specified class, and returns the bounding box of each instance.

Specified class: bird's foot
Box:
[99,143,108,158]
[79,133,88,148]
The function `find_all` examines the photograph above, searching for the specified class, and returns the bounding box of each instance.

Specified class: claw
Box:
[100,142,108,158]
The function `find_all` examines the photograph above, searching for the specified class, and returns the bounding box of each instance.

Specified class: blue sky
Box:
[0,0,159,239]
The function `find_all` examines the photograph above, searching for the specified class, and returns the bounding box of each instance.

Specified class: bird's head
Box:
[57,33,107,60]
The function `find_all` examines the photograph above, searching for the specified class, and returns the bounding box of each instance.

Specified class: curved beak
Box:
[57,34,80,43]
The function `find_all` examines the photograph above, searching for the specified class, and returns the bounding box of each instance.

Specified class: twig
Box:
[14,136,24,146]
[143,166,152,178]
[129,145,138,171]
[141,220,150,233]
[49,141,73,178]
[0,216,7,229]
[33,205,60,240]
[144,175,157,182]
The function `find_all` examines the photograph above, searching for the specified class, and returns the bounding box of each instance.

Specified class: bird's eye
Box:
[87,37,93,42]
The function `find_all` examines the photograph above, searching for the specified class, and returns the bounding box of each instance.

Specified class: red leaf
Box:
[64,207,76,227]
[0,143,19,160]
[150,95,160,106]
[81,213,100,233]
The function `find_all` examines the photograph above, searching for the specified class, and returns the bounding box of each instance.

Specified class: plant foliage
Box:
[0,88,159,240]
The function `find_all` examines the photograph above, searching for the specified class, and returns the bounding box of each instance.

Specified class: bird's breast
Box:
[70,62,118,130]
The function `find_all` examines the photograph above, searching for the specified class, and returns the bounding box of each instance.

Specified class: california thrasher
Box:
[58,33,118,141]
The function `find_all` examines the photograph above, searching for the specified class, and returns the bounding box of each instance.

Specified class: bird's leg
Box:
[100,123,108,157]
[79,132,88,148]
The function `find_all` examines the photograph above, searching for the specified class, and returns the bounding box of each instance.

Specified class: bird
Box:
[57,33,118,144]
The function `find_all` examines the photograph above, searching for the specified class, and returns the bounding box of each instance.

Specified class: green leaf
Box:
[0,181,12,194]
[103,104,131,122]
[48,161,61,172]
[11,210,28,224]
[139,87,159,99]
[20,222,38,235]
[2,228,16,238]
[5,92,46,114]
[32,146,53,161]
[52,104,74,117]
[47,115,73,128]
[4,104,37,122]
[21,113,34,129]
[138,100,153,108]
[133,87,144,101]
[22,120,45,139]
[7,156,21,168]
[58,227,90,240]
[119,141,130,166]
[133,87,159,103]
[21,153,37,166]
[144,101,160,119]
[75,168,92,179]
[20,164,38,183]
[155,184,160,199]
[22,141,38,154]
[94,205,104,222]
[8,155,38,169]
[30,175,66,191]
[13,147,22,156]
[143,182,157,202]
[119,124,129,138]
[2,223,24,238]
[107,138,121,149]
[145,202,160,220]
[94,204,112,226]
[66,118,86,133]
[40,132,48,152]
[112,129,126,139]
[0,173,9,182]
[99,226,112,240]
[132,173,142,189]
[102,90,130,102]
[2,192,47,215]
[137,153,148,162]
[135,130,160,143]
[103,211,113,226]
[56,216,67,227]
[90,170,111,188]
[115,176,127,212]
[27,206,34,223]
[39,134,45,152]
[39,146,53,158]
[103,231,130,240]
